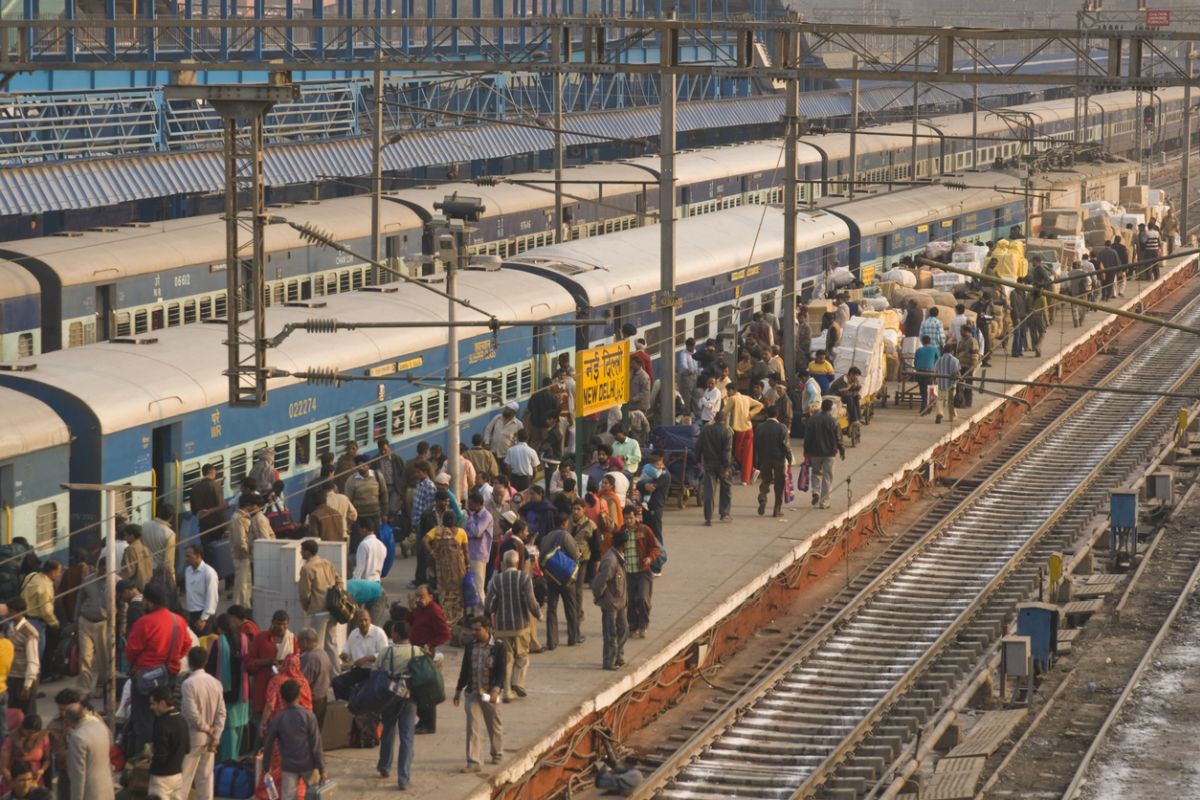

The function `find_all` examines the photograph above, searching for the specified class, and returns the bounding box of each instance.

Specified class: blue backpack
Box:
[213,760,255,799]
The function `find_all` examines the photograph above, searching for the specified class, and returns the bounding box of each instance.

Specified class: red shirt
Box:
[406,603,451,650]
[247,629,285,713]
[124,608,190,673]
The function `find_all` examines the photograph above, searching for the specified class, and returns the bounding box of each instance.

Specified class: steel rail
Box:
[1058,522,1200,799]
[633,275,1200,800]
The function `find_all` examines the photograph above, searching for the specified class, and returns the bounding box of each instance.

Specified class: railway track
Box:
[978,485,1200,800]
[632,284,1200,800]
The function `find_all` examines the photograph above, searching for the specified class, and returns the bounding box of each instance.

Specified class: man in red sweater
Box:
[124,584,191,756]
[248,610,296,732]
[406,585,451,734]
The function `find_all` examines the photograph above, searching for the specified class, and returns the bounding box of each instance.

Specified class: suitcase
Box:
[205,540,235,580]
[322,701,354,750]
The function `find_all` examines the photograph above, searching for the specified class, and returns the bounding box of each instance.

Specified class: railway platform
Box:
[304,257,1199,800]
[22,260,1185,800]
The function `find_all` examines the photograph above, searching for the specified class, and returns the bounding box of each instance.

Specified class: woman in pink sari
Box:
[256,654,314,799]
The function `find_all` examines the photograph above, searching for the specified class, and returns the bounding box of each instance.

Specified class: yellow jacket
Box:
[725,393,764,433]
[21,572,58,627]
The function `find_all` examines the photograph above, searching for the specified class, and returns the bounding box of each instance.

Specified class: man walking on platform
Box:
[621,509,660,640]
[592,529,629,670]
[453,618,507,772]
[934,347,962,425]
[755,407,793,518]
[534,513,583,650]
[803,398,845,510]
[697,410,733,525]
[484,550,540,701]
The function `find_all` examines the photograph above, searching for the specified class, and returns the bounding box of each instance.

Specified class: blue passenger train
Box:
[0,158,1144,559]
[0,87,1186,361]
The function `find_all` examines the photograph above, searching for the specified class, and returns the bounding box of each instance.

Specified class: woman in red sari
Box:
[256,654,313,799]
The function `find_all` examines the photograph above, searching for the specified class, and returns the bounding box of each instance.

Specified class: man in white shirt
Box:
[484,404,524,463]
[353,520,387,583]
[504,429,540,492]
[698,375,724,423]
[332,610,388,700]
[948,303,969,346]
[183,545,219,634]
[179,647,226,800]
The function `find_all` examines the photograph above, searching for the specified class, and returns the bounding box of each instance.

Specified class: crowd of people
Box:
[0,207,1181,799]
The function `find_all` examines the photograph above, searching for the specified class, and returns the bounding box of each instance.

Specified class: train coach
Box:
[0,388,71,551]
[0,156,1151,556]
[0,88,1186,361]
[0,268,579,552]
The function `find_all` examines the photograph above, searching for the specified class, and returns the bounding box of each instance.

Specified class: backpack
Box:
[541,545,579,587]
[213,760,256,799]
[324,578,356,625]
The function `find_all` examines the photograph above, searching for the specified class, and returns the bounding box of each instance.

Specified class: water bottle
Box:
[263,774,279,800]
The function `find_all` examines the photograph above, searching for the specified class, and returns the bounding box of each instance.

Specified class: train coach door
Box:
[151,423,182,535]
[0,465,12,544]
[95,285,114,341]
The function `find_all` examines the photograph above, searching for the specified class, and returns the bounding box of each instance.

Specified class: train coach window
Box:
[287,281,300,303]
[36,503,57,551]
[645,327,661,352]
[505,369,518,402]
[314,275,326,295]
[675,318,686,347]
[520,364,532,397]
[181,463,202,505]
[460,387,472,415]
[717,305,733,335]
[199,298,213,319]
[372,407,387,441]
[167,303,181,327]
[315,425,331,461]
[475,380,492,411]
[68,322,85,349]
[214,293,227,318]
[335,418,351,451]
[274,437,291,473]
[230,449,248,487]
[426,392,442,428]
[295,432,310,467]
[353,268,367,290]
[183,302,198,324]
[409,396,425,431]
[353,412,370,446]
[115,313,132,338]
[133,310,149,335]
[391,401,406,436]
[339,271,352,293]
[694,312,710,340]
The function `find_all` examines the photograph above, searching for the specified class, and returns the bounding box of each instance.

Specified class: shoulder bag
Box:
[133,615,179,695]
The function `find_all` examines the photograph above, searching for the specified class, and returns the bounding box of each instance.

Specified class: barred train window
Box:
[35,503,57,550]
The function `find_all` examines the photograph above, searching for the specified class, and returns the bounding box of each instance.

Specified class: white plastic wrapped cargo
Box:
[881,268,917,287]
[831,266,856,287]
[833,316,886,397]
[1082,200,1118,219]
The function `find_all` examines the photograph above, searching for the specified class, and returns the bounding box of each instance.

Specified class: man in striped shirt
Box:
[933,349,961,425]
[919,307,946,354]
[483,551,541,702]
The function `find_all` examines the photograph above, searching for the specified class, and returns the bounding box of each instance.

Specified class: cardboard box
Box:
[1120,184,1149,207]
[1041,208,1082,236]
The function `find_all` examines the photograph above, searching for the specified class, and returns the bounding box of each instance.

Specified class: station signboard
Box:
[576,340,630,417]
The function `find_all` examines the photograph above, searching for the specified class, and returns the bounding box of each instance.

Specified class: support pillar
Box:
[658,18,677,428]
[165,83,296,407]
[781,27,800,381]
